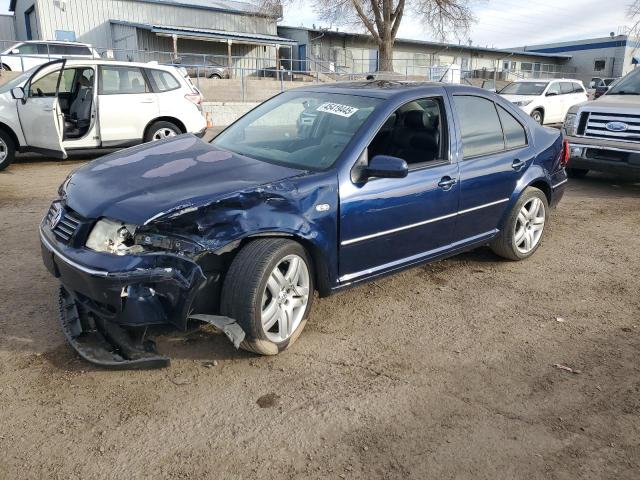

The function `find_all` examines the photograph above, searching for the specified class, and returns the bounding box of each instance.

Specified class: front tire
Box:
[490,187,549,261]
[144,121,182,142]
[221,239,314,355]
[0,129,16,171]
[566,167,589,178]
[530,109,544,125]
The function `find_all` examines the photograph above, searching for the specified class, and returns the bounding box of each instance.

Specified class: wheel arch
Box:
[0,121,21,148]
[143,116,187,138]
[237,232,333,297]
[531,107,544,121]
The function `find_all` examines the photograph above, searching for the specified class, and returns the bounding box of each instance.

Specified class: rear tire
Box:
[490,187,549,261]
[221,239,314,355]
[0,129,16,171]
[208,73,222,79]
[144,121,182,142]
[566,168,589,178]
[530,109,544,124]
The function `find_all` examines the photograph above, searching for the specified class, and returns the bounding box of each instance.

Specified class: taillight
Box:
[185,93,202,106]
[560,138,570,167]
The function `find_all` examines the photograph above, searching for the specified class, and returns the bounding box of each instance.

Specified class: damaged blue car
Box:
[41,81,569,368]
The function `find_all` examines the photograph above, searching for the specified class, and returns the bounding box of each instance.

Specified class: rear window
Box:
[148,69,180,92]
[99,66,150,94]
[573,82,585,93]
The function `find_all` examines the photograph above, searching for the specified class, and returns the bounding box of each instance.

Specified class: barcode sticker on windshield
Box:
[316,102,359,117]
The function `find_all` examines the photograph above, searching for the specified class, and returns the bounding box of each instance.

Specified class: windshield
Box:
[213,91,381,170]
[499,82,548,96]
[0,66,38,94]
[607,69,640,95]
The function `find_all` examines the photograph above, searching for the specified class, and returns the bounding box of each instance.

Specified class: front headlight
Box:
[513,100,533,107]
[86,218,143,255]
[564,113,577,136]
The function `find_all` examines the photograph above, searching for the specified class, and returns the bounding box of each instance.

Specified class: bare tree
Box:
[629,1,640,36]
[259,0,475,72]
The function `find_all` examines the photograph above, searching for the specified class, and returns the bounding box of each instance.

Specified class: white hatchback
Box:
[499,79,588,125]
[0,59,207,170]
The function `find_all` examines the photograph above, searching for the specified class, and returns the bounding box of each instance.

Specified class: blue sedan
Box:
[40,81,569,368]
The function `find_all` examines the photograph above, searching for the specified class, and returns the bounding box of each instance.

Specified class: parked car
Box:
[0,40,100,71]
[0,59,206,171]
[564,68,640,179]
[594,77,619,99]
[175,57,230,79]
[40,81,568,368]
[499,79,588,125]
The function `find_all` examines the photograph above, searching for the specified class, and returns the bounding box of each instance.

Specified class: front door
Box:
[97,65,159,146]
[451,94,531,240]
[339,96,460,283]
[17,60,67,158]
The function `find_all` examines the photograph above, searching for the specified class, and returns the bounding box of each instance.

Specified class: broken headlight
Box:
[86,218,144,255]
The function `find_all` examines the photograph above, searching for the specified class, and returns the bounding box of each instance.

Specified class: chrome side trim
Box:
[339,229,497,283]
[552,179,568,189]
[340,198,509,246]
[40,229,110,277]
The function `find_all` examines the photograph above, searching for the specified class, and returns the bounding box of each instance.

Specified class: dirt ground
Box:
[1,153,639,480]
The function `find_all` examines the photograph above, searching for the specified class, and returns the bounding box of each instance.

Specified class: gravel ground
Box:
[1,152,639,480]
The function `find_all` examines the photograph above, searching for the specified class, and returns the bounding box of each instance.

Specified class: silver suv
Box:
[564,68,640,179]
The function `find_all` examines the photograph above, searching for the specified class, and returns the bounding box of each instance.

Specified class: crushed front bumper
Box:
[40,226,208,368]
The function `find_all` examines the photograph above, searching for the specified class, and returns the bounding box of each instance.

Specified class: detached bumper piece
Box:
[58,286,170,369]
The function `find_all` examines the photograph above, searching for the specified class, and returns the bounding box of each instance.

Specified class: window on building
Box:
[148,69,180,92]
[452,95,505,158]
[594,59,606,71]
[99,66,149,94]
[520,62,533,72]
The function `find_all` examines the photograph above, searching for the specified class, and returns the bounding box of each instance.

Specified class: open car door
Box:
[16,59,67,159]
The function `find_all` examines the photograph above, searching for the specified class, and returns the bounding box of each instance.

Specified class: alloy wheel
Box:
[261,254,310,342]
[151,128,178,141]
[0,137,7,163]
[514,197,545,254]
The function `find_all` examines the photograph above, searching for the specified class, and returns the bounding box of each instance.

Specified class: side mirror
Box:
[11,86,25,100]
[546,91,558,96]
[10,48,19,55]
[363,155,408,180]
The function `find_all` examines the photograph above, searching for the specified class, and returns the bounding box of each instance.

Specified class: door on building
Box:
[298,44,307,72]
[25,5,37,40]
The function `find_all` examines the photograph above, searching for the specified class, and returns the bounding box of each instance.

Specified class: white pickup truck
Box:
[563,68,640,179]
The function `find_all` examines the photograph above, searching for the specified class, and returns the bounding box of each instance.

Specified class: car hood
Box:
[591,94,640,109]
[500,94,538,103]
[64,135,305,225]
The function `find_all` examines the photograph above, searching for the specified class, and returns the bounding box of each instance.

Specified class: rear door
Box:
[543,81,563,123]
[17,60,66,158]
[451,94,531,240]
[97,65,159,145]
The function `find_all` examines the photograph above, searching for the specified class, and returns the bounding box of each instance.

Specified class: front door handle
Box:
[438,176,457,190]
[512,159,525,171]
[43,106,55,112]
[140,98,155,104]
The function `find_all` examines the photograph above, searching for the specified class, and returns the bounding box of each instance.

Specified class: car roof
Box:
[293,80,454,99]
[57,59,177,70]
[513,78,583,83]
[20,40,93,47]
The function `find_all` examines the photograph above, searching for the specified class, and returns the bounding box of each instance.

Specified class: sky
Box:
[0,0,634,48]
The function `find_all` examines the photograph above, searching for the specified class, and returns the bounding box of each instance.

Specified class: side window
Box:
[16,43,37,55]
[36,43,51,55]
[58,68,76,93]
[497,105,527,149]
[367,97,446,168]
[573,82,585,93]
[452,95,504,158]
[28,69,63,97]
[99,66,150,95]
[148,69,180,92]
[560,82,574,94]
[546,83,561,95]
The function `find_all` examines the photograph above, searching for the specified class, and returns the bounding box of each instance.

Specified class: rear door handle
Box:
[43,107,54,112]
[140,99,155,104]
[512,159,525,171]
[438,177,457,190]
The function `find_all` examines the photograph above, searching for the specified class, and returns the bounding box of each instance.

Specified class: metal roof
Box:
[278,26,573,60]
[11,0,272,16]
[111,20,297,45]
